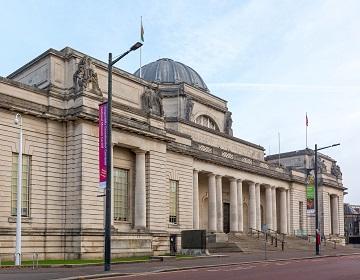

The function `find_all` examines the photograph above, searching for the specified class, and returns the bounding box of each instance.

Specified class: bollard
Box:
[32,253,39,270]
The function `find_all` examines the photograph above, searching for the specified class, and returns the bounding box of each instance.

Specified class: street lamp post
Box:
[14,113,23,266]
[104,42,142,272]
[314,143,340,255]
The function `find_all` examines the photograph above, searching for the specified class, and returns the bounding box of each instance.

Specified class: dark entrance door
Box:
[223,203,230,233]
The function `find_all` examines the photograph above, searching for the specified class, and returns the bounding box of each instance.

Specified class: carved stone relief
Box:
[73,56,102,95]
[317,158,327,173]
[141,88,163,116]
[331,162,342,178]
[185,96,194,121]
[224,111,233,136]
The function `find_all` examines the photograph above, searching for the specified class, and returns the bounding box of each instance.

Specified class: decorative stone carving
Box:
[224,111,233,136]
[331,162,342,178]
[73,56,102,95]
[317,158,327,173]
[198,144,213,153]
[222,151,234,159]
[141,88,163,116]
[185,96,194,121]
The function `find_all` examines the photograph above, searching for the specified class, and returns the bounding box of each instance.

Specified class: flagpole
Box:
[139,16,143,78]
[306,112,308,149]
[140,46,142,78]
[278,132,281,167]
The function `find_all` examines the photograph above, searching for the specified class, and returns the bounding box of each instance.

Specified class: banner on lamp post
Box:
[99,102,108,189]
[306,175,315,214]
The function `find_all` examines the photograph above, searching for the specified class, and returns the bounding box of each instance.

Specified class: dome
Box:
[134,58,208,91]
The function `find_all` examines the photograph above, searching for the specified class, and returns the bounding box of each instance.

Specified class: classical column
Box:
[249,182,256,231]
[208,173,217,233]
[134,150,146,229]
[265,185,273,230]
[230,178,238,232]
[216,175,223,233]
[237,179,243,232]
[287,189,291,234]
[331,195,339,235]
[193,170,200,229]
[271,186,277,231]
[255,183,261,230]
[280,188,288,234]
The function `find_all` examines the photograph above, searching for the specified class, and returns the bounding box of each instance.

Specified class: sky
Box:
[1,0,359,203]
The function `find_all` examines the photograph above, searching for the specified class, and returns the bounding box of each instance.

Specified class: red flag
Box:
[306,113,309,127]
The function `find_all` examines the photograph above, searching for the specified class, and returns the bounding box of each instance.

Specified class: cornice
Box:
[167,141,297,183]
[165,117,265,151]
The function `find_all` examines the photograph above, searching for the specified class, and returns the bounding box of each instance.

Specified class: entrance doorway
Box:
[223,203,230,233]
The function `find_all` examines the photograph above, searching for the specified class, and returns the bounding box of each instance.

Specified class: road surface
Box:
[99,255,360,280]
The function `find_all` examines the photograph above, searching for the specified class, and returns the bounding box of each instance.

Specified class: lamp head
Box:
[14,113,21,125]
[130,42,143,51]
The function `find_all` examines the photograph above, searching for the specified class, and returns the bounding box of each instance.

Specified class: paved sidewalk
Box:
[0,247,359,280]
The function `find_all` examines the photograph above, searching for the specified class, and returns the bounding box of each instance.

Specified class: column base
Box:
[207,233,228,243]
[134,226,146,232]
[229,231,243,237]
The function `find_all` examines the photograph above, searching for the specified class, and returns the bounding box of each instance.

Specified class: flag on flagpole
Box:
[306,113,309,127]
[140,17,144,42]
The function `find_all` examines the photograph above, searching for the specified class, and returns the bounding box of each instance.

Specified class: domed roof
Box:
[134,58,208,91]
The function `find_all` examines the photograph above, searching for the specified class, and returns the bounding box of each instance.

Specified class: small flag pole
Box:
[278,132,281,167]
[306,112,308,149]
[139,16,144,78]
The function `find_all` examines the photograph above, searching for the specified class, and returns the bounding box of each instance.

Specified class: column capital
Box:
[271,185,276,190]
[229,177,237,183]
[216,175,223,179]
[255,182,261,187]
[247,181,255,186]
[133,148,146,155]
[207,172,215,178]
[237,178,243,183]
[265,184,272,189]
[193,169,199,174]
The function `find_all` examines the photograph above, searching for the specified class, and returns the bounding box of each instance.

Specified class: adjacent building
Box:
[0,47,346,260]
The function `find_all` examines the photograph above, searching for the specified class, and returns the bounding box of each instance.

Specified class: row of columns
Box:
[193,170,289,234]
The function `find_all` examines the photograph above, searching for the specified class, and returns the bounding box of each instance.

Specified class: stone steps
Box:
[228,234,282,253]
[207,242,243,253]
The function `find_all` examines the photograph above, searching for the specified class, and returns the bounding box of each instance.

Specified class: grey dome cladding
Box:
[134,58,208,91]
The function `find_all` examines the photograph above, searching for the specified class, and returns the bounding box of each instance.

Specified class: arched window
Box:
[195,115,219,131]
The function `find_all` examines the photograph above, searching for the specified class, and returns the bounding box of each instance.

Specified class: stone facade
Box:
[0,47,346,260]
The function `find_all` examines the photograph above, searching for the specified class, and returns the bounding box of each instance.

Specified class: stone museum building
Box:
[0,47,346,259]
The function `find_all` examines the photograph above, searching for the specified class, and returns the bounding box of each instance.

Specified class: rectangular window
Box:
[169,180,178,224]
[113,168,129,221]
[11,153,31,217]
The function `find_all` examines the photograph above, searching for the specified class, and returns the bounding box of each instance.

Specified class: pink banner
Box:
[99,102,108,189]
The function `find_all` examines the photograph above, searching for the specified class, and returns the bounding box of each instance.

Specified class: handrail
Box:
[248,228,286,251]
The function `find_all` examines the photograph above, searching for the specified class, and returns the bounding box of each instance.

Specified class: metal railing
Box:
[248,228,286,251]
[0,252,39,269]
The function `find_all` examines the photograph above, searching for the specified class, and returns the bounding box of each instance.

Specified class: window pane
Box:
[169,180,178,224]
[11,153,30,217]
[113,168,129,221]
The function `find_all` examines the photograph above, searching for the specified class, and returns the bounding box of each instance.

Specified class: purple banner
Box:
[99,102,108,189]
